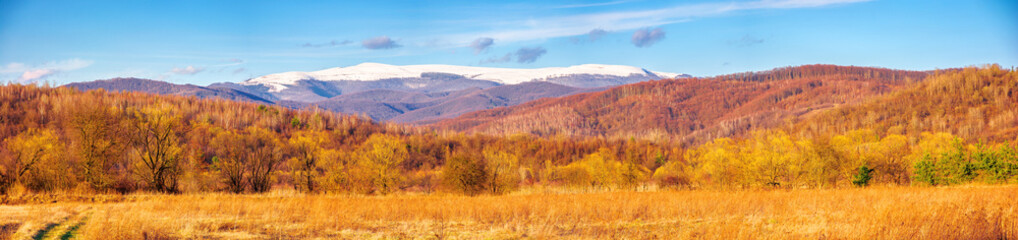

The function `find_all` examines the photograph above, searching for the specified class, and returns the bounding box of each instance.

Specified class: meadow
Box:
[2,185,1016,239]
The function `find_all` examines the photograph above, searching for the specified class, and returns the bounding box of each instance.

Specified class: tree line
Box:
[653,130,1018,189]
[0,84,673,195]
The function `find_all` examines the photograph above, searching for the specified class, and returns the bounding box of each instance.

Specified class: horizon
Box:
[1,0,1016,86]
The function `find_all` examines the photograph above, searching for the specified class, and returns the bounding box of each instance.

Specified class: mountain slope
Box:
[295,82,599,123]
[389,82,601,124]
[65,77,602,123]
[792,65,1018,142]
[65,78,274,104]
[67,63,684,123]
[230,63,687,102]
[432,65,930,144]
[243,62,684,91]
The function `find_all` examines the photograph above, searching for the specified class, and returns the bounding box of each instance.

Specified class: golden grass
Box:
[2,185,1016,239]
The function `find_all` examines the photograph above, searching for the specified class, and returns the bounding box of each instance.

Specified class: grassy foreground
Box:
[1,186,1016,239]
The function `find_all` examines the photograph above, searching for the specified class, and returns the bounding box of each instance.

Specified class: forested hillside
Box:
[662,65,1018,188]
[1,65,1015,198]
[434,65,931,145]
[792,65,1018,142]
[0,84,680,195]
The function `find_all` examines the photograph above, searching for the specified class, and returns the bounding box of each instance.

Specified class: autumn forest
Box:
[1,65,1015,197]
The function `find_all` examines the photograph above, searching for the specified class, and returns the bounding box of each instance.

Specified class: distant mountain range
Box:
[63,64,1015,147]
[65,63,687,123]
[65,78,274,104]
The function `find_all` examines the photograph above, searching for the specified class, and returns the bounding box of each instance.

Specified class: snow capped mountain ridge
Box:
[242,63,684,92]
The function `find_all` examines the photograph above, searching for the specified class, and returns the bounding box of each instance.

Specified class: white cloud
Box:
[1,58,94,82]
[445,0,869,44]
[19,69,56,82]
[0,63,28,73]
[171,66,205,75]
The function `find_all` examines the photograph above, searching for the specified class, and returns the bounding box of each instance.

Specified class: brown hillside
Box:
[433,65,930,145]
[793,65,1018,142]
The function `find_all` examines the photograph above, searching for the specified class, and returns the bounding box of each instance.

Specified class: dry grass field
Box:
[1,185,1016,239]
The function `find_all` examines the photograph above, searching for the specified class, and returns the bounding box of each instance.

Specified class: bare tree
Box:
[130,107,183,193]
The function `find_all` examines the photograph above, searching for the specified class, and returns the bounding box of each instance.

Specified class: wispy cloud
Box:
[213,58,244,67]
[552,0,636,9]
[480,53,512,64]
[302,40,353,48]
[571,28,610,44]
[362,36,401,49]
[515,47,547,63]
[631,27,665,47]
[729,34,765,46]
[1,58,94,82]
[477,46,547,64]
[470,37,494,54]
[587,29,609,41]
[446,0,868,44]
[171,66,205,75]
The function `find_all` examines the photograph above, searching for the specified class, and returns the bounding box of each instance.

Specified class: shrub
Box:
[912,155,939,186]
[443,151,487,195]
[852,165,874,187]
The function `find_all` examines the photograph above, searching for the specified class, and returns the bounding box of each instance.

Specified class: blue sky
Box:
[1,0,1015,85]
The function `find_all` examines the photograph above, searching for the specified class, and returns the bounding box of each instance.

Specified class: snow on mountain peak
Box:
[242,63,683,92]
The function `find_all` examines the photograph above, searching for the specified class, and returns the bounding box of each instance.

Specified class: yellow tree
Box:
[244,126,282,193]
[210,127,283,193]
[831,129,880,180]
[130,106,183,193]
[355,134,407,194]
[579,148,624,189]
[0,128,62,193]
[909,132,960,161]
[317,148,349,192]
[483,148,521,194]
[69,104,124,191]
[443,151,486,195]
[652,159,691,189]
[288,131,326,193]
[743,131,797,188]
[211,129,246,193]
[685,138,743,188]
[909,132,971,186]
[871,134,911,184]
[797,137,844,188]
[620,160,648,190]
